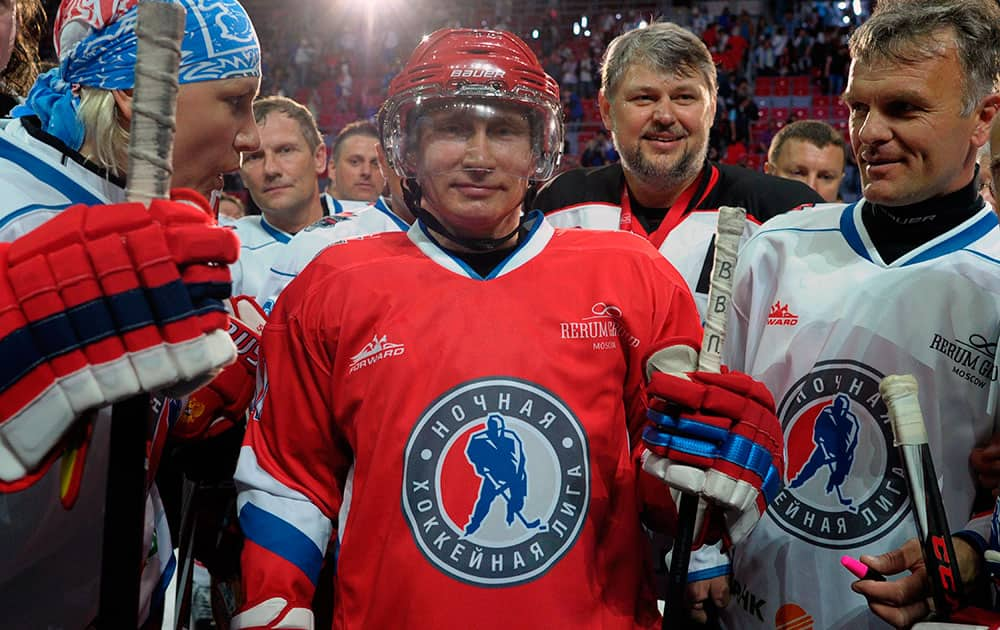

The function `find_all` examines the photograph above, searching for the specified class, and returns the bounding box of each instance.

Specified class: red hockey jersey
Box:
[236,214,703,628]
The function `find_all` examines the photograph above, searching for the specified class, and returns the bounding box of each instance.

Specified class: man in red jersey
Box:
[232,28,783,630]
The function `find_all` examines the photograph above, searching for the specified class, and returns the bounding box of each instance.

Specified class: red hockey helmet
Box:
[378,28,564,181]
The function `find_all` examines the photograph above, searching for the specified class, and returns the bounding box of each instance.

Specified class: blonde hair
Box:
[77,87,129,175]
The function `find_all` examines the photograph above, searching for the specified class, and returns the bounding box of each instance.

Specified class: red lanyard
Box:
[618,165,719,248]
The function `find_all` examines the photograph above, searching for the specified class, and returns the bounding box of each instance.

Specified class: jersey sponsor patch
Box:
[928,331,998,389]
[304,214,356,231]
[402,377,589,586]
[558,301,640,351]
[768,360,910,548]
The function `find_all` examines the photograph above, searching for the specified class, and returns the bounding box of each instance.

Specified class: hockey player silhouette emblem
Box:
[789,394,860,512]
[463,414,545,535]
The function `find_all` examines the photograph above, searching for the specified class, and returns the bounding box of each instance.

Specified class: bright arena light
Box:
[638,20,648,28]
[842,15,850,24]
[573,22,580,35]
[584,29,591,37]
[531,29,539,39]
[581,16,588,28]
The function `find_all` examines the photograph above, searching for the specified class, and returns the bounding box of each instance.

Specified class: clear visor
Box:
[383,95,562,181]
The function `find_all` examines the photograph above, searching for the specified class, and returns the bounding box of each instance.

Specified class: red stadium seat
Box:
[833,103,850,119]
[755,76,775,95]
[812,106,829,120]
[745,153,764,172]
[813,95,833,108]
[791,75,811,95]
[757,106,771,121]
[773,77,791,95]
[772,107,790,123]
[792,107,809,120]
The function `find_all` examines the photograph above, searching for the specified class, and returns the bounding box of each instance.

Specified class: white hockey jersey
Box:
[321,192,370,215]
[0,116,174,628]
[257,197,408,312]
[229,214,294,300]
[719,201,1000,629]
[545,206,757,318]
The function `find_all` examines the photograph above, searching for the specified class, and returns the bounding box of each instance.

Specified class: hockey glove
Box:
[0,191,239,490]
[173,296,266,440]
[642,368,783,547]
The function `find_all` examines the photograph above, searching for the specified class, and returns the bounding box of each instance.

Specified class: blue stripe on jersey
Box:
[0,135,103,210]
[909,210,999,265]
[373,197,410,232]
[260,217,292,244]
[239,501,323,585]
[839,202,871,262]
[0,203,68,231]
[150,552,177,615]
[487,210,545,280]
[267,266,298,278]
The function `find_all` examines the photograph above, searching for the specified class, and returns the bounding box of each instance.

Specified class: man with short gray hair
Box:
[534,21,821,319]
[721,1,1000,627]
[532,22,822,625]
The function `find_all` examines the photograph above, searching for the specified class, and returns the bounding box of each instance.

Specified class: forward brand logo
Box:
[768,301,799,326]
[349,334,405,373]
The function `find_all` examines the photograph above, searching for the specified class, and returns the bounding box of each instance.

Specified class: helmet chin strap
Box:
[402,177,525,252]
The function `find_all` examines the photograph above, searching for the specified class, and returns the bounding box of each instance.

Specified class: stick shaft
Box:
[100,3,186,626]
[881,375,964,617]
[665,206,747,623]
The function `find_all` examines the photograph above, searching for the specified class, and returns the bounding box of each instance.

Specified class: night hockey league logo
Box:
[402,377,590,587]
[769,360,910,548]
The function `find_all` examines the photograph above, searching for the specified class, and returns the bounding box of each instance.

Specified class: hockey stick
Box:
[98,3,186,627]
[664,205,747,626]
[483,470,545,530]
[881,374,965,619]
[817,440,858,513]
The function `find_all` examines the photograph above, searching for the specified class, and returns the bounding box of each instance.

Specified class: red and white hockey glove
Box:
[172,295,266,440]
[642,368,783,547]
[0,190,239,491]
[230,598,314,630]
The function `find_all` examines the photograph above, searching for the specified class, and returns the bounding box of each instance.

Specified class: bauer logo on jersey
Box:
[348,334,406,373]
[769,360,910,548]
[402,377,590,587]
[559,301,640,351]
[929,332,997,389]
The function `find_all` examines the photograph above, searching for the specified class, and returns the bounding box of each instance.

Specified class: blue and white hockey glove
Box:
[642,367,784,547]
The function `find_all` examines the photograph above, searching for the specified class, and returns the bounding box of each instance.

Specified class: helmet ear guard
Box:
[377,28,564,182]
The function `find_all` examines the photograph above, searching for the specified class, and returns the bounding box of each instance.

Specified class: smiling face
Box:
[600,62,716,193]
[172,76,261,198]
[844,41,996,206]
[412,102,535,244]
